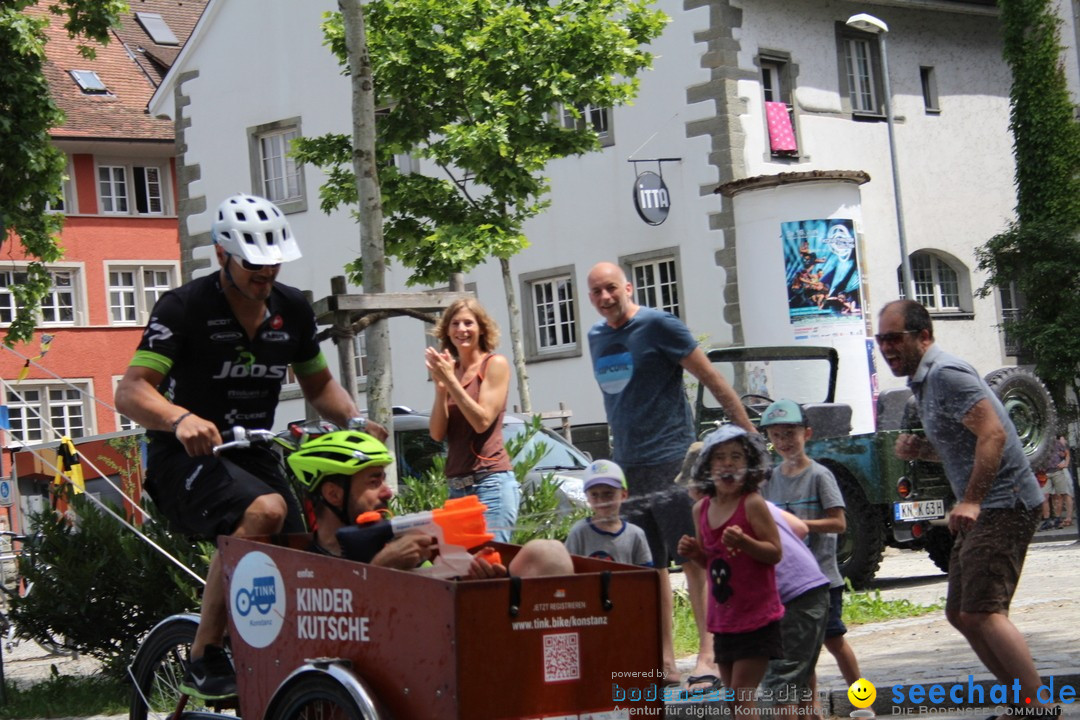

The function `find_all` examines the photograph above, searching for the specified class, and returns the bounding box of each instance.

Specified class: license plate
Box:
[894,499,945,522]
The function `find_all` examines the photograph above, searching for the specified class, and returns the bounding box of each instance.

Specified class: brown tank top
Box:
[444,354,512,477]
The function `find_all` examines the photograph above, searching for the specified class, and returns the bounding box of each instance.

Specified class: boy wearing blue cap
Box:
[760,398,861,687]
[565,460,653,566]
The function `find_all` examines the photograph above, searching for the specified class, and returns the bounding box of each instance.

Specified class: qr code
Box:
[543,632,580,682]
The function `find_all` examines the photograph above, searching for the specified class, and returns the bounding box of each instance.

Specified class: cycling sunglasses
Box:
[230,254,281,272]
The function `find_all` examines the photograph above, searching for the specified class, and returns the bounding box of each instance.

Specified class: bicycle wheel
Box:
[128,616,235,720]
[266,674,365,720]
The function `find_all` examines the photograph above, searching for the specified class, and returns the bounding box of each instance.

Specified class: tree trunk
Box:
[499,256,531,413]
[340,0,393,440]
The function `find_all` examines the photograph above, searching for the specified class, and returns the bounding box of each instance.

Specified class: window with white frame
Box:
[248,118,307,214]
[1000,281,1023,357]
[558,103,614,147]
[533,277,576,352]
[837,27,884,117]
[40,269,77,325]
[898,252,967,312]
[46,158,73,214]
[107,265,176,324]
[0,270,24,325]
[0,267,83,326]
[4,382,91,444]
[353,330,369,383]
[97,163,166,215]
[631,257,680,317]
[520,267,580,361]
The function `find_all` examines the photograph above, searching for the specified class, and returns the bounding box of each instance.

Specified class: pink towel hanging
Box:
[765,101,798,153]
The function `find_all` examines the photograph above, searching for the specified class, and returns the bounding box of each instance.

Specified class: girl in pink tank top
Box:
[678,425,783,720]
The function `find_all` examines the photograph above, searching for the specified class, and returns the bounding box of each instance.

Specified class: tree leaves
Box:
[0,1,129,345]
[297,0,667,285]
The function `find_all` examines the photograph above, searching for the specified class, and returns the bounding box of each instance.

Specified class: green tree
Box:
[8,494,209,676]
[294,0,667,410]
[976,0,1080,410]
[0,0,127,345]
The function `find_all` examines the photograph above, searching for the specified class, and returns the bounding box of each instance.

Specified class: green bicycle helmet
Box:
[287,430,392,493]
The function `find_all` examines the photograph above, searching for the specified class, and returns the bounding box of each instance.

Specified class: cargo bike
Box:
[128,431,664,720]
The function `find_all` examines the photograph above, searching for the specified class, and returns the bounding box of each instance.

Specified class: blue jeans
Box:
[449,471,520,543]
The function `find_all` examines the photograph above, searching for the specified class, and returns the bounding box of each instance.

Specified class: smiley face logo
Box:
[847,678,876,709]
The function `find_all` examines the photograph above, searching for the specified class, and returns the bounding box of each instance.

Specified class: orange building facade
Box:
[1,2,204,524]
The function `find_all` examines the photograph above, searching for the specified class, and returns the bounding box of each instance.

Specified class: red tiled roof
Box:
[113,0,206,86]
[28,0,206,141]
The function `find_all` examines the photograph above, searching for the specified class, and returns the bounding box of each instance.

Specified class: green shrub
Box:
[7,491,210,678]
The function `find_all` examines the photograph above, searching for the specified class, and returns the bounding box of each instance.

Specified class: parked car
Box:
[390,408,591,510]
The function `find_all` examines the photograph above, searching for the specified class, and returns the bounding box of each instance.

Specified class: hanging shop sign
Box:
[632,171,670,226]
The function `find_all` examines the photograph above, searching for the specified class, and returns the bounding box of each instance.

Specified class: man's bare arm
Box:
[681,347,756,433]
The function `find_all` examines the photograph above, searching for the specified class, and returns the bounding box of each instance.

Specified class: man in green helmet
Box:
[288,429,505,578]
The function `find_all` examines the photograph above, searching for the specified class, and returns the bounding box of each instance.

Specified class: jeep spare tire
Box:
[984,367,1056,470]
[900,366,1054,469]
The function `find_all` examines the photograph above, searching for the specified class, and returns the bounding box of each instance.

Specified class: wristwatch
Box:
[347,416,368,432]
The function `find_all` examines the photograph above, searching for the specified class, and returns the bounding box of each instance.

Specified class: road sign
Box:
[0,479,12,507]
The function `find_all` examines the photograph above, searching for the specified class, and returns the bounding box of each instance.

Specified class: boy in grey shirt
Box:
[565,460,653,566]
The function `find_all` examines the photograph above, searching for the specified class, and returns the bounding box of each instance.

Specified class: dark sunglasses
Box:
[231,254,280,272]
[874,330,919,345]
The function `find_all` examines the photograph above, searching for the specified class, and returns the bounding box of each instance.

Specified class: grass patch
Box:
[673,586,699,657]
[842,583,944,626]
[0,672,127,719]
[672,578,944,657]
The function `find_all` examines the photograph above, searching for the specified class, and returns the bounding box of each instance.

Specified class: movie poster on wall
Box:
[781,218,864,339]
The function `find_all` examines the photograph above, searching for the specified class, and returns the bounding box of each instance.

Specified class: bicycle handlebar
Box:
[212,427,278,456]
[211,418,360,456]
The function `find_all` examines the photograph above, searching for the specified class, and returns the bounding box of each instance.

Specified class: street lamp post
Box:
[846,12,915,302]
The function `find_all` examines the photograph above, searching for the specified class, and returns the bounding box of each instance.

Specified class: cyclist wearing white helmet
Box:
[116,193,385,700]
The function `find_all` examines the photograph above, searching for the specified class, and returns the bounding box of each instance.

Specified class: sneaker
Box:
[1039,518,1055,531]
[179,645,236,699]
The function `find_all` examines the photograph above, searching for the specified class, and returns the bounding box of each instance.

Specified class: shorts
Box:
[621,459,695,566]
[761,584,829,701]
[713,620,784,663]
[1047,469,1074,496]
[145,445,304,540]
[946,506,1038,617]
[826,585,848,638]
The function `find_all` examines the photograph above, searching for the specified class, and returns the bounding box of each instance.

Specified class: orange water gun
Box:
[337,496,499,577]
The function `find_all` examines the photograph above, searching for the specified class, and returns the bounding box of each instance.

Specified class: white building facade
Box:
[151,0,1044,438]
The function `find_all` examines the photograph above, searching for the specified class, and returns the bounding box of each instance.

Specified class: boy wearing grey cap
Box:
[565,459,653,566]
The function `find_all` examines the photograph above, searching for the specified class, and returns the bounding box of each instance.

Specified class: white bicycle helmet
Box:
[212,194,302,265]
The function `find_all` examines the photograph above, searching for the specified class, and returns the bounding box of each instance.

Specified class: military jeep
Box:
[695,346,1056,588]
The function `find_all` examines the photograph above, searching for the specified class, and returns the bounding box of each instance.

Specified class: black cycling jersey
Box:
[131,273,327,461]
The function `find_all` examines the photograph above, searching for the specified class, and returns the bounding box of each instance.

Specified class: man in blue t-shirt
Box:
[879,299,1049,715]
[586,261,754,688]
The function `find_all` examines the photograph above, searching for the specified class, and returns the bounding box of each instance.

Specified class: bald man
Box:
[586,261,754,687]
